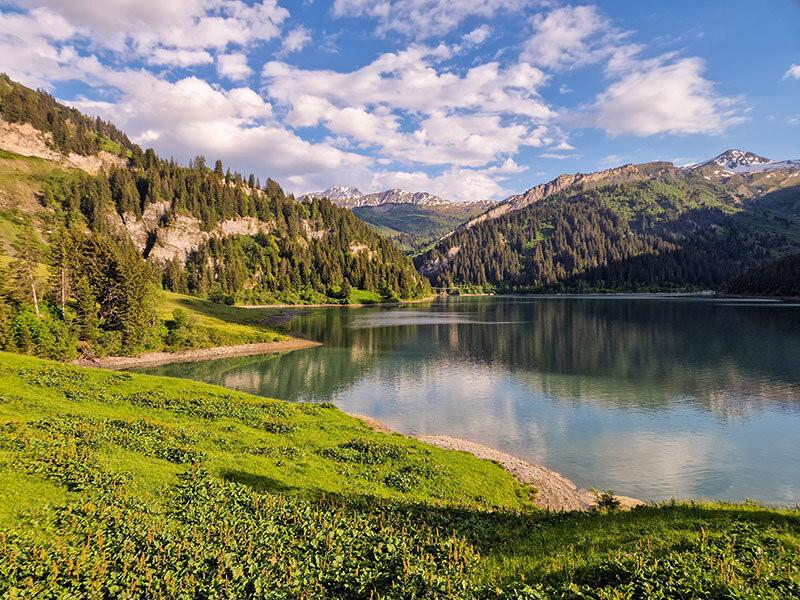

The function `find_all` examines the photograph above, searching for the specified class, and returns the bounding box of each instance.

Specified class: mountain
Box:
[302,185,493,252]
[304,185,363,203]
[353,201,493,253]
[701,149,772,172]
[302,185,451,208]
[689,149,800,176]
[0,74,430,357]
[416,151,800,293]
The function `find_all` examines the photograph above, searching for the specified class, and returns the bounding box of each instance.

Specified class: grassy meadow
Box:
[1,352,799,598]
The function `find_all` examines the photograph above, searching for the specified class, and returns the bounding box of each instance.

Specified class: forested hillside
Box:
[727,253,800,297]
[417,165,800,293]
[0,75,429,360]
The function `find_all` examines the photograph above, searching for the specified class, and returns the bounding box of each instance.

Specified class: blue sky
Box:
[1,0,798,201]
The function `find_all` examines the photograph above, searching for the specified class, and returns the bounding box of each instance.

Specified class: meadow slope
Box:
[1,353,799,597]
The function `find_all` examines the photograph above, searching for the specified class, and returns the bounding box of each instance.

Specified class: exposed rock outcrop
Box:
[0,117,126,175]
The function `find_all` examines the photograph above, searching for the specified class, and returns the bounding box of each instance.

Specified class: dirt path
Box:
[352,415,642,512]
[74,338,321,370]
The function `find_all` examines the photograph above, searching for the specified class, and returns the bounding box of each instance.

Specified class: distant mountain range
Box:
[415,149,800,293]
[301,185,455,208]
[301,186,493,252]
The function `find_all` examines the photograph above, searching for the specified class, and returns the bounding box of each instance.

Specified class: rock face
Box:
[121,203,277,264]
[0,117,126,175]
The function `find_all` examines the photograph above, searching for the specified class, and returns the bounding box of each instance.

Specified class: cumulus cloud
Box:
[593,57,743,136]
[785,64,800,80]
[217,52,252,80]
[521,5,622,70]
[263,45,555,168]
[56,61,370,189]
[148,48,213,67]
[332,0,533,39]
[366,164,513,202]
[281,25,311,55]
[13,0,288,57]
[463,25,491,46]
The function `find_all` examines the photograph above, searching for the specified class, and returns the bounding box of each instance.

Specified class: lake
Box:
[138,296,800,504]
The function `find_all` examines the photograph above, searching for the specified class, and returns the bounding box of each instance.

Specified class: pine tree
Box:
[72,275,100,343]
[10,228,43,317]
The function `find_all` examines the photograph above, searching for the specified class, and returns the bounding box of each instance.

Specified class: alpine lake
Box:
[137,295,800,505]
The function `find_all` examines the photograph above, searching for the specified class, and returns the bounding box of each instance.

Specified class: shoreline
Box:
[73,338,322,370]
[352,414,643,512]
[241,295,439,309]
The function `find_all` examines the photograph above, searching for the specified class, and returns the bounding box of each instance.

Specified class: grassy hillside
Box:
[158,291,288,347]
[1,353,799,597]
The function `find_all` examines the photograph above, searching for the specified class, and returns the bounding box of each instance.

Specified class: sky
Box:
[1,1,799,202]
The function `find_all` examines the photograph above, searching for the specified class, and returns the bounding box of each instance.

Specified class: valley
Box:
[0,66,799,599]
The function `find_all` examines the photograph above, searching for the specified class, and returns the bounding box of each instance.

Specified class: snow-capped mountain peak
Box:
[708,149,772,171]
[687,149,800,176]
[311,185,363,201]
[301,185,453,208]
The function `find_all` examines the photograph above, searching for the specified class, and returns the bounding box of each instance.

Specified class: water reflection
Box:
[139,296,800,504]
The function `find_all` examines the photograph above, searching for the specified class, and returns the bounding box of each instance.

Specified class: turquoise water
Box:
[139,296,800,504]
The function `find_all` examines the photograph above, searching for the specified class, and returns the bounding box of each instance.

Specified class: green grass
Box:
[98,135,132,158]
[348,288,384,304]
[158,291,289,346]
[1,352,799,597]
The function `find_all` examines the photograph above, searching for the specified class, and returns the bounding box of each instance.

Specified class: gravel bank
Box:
[352,415,642,512]
[74,338,321,370]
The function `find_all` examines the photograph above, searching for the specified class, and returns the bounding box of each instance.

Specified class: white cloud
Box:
[463,25,491,46]
[366,164,512,201]
[599,153,623,166]
[593,57,743,136]
[789,116,800,126]
[785,64,800,80]
[332,0,533,39]
[0,8,84,88]
[263,45,554,167]
[148,48,213,67]
[522,5,621,70]
[13,0,289,56]
[217,53,252,80]
[63,65,370,187]
[281,25,311,55]
[540,152,579,159]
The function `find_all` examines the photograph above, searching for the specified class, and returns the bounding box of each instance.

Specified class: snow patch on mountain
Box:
[689,149,800,174]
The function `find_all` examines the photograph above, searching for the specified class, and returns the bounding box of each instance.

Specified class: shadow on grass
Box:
[172,296,289,329]
[220,469,302,494]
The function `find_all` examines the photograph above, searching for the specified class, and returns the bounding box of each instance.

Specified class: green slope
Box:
[352,202,490,253]
[1,353,798,597]
[417,173,800,292]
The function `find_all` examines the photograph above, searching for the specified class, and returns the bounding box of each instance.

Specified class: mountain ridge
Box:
[437,150,800,242]
[416,149,800,292]
[302,185,465,208]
